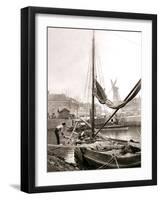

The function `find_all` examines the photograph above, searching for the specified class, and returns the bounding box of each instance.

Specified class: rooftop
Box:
[48,93,79,104]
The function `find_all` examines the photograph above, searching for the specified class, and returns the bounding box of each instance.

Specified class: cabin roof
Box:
[58,108,70,113]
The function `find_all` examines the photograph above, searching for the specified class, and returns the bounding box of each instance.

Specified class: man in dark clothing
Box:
[55,122,66,145]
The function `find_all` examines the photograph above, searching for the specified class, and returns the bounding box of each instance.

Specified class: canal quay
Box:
[47,92,141,172]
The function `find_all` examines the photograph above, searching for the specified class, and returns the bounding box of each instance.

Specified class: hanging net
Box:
[94,79,141,110]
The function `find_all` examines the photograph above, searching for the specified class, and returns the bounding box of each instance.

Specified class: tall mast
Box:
[91,31,95,137]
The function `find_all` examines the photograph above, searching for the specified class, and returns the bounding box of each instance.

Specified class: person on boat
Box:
[55,122,66,145]
[78,131,85,140]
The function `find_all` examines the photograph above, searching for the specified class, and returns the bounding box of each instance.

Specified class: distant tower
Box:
[111,79,120,103]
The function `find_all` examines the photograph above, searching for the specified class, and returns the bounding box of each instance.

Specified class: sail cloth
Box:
[94,79,141,110]
[94,80,114,106]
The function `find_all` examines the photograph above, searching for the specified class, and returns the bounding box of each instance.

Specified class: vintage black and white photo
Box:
[21,7,157,193]
[47,27,141,172]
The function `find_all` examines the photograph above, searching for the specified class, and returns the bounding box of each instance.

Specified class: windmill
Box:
[111,79,120,103]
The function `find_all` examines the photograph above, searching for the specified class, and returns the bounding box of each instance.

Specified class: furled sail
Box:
[94,79,141,110]
[94,80,113,106]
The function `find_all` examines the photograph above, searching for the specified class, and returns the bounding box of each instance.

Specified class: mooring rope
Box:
[96,153,120,169]
[113,154,120,169]
[97,155,114,169]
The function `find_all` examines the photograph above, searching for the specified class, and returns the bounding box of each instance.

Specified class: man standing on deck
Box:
[55,122,66,145]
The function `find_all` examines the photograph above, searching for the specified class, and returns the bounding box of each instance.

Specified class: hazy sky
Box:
[48,27,141,102]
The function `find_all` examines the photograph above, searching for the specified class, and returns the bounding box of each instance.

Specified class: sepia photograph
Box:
[21,7,157,193]
[47,27,141,172]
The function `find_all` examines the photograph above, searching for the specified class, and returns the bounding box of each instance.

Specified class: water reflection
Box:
[54,126,141,164]
[64,148,75,163]
[101,126,141,142]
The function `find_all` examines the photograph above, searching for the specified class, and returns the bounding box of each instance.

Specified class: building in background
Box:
[48,93,79,119]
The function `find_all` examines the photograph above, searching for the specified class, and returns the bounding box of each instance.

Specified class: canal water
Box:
[101,126,141,142]
[63,126,141,164]
[64,148,75,163]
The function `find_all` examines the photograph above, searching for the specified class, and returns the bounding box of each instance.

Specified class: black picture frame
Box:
[21,6,157,193]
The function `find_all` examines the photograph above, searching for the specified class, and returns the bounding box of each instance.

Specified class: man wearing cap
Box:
[54,122,66,145]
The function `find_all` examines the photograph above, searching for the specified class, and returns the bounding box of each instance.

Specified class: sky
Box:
[48,27,141,102]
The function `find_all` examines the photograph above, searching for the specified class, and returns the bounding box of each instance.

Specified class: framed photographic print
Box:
[21,6,157,193]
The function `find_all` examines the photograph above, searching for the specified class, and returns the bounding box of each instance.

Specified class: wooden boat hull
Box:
[75,148,141,169]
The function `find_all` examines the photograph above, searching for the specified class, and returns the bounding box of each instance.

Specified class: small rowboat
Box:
[74,147,141,169]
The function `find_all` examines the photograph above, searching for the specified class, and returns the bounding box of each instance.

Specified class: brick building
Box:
[48,93,79,118]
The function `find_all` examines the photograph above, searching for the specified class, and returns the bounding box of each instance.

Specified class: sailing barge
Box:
[73,31,141,170]
[47,31,141,171]
[74,140,141,169]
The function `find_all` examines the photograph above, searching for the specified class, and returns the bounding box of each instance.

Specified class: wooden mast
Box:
[91,31,95,137]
